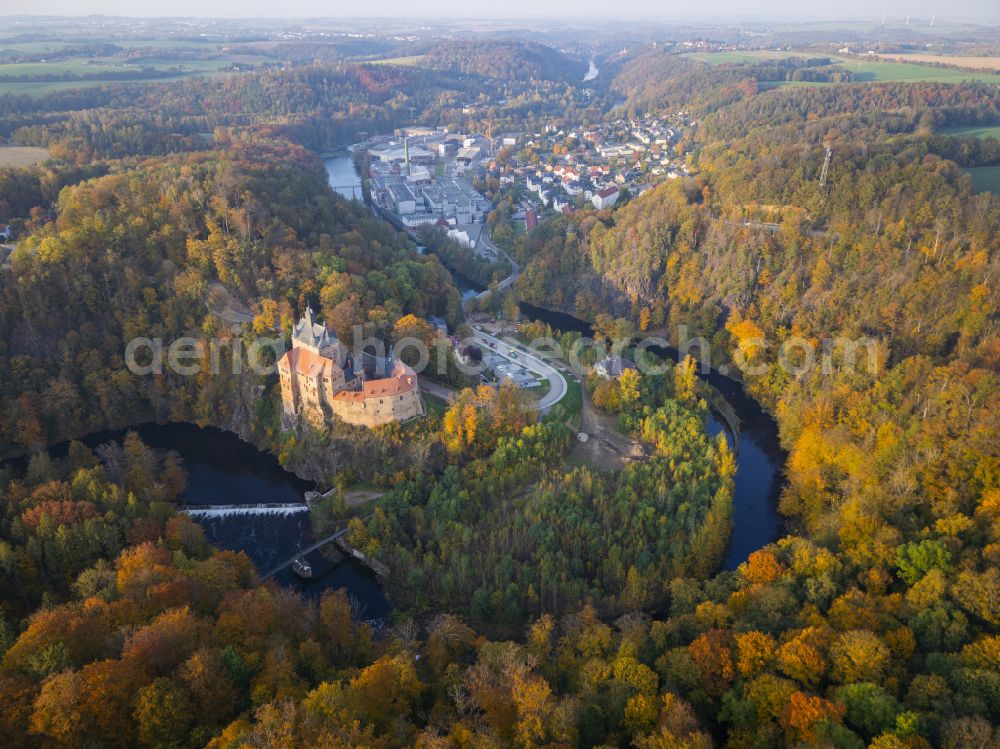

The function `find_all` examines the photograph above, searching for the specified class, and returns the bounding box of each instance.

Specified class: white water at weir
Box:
[182,504,310,518]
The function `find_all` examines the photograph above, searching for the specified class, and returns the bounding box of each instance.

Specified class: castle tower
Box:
[292,306,341,360]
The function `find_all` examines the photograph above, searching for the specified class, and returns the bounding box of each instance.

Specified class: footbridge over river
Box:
[261,513,375,580]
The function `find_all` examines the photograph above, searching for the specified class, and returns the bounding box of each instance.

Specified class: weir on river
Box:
[181,503,309,518]
[30,422,392,622]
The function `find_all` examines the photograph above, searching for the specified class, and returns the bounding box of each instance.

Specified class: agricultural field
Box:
[0,53,248,96]
[0,38,227,52]
[941,125,1000,140]
[0,146,50,167]
[369,55,425,66]
[0,74,221,97]
[839,59,1000,84]
[687,50,1000,85]
[964,166,1000,195]
[876,53,1000,71]
[0,61,123,76]
[682,50,834,65]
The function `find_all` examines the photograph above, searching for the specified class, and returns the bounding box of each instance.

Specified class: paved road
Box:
[420,379,456,402]
[472,330,568,412]
[469,229,520,301]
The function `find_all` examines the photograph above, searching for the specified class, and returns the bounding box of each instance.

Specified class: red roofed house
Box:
[525,208,538,231]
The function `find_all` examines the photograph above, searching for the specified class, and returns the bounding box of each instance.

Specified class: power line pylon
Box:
[819,146,832,189]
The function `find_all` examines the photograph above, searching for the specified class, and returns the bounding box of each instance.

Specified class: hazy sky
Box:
[8,0,1000,22]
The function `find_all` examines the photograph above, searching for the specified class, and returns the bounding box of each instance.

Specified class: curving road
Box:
[467,227,521,302]
[472,329,568,412]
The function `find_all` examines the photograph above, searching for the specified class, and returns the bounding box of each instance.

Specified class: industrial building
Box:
[372,173,492,228]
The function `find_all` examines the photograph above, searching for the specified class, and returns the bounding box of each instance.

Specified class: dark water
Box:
[449,266,486,302]
[28,422,390,622]
[72,422,313,504]
[325,153,363,200]
[414,239,485,302]
[518,302,785,571]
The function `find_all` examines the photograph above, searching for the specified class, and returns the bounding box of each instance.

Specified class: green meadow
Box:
[0,77,182,96]
[682,50,828,65]
[839,60,1000,84]
[964,166,1000,195]
[0,53,248,97]
[942,125,1000,140]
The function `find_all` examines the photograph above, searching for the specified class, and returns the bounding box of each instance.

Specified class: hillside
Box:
[423,40,586,83]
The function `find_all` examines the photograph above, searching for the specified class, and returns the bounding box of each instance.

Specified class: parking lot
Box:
[494,362,542,388]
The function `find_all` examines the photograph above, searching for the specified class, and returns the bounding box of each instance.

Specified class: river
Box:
[448,265,487,302]
[324,153,363,200]
[34,422,391,624]
[517,302,784,571]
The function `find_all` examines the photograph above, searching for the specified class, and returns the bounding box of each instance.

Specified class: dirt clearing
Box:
[0,146,49,167]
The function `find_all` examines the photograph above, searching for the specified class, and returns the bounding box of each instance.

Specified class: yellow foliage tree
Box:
[619,368,642,406]
[830,630,890,684]
[726,317,766,364]
[735,631,777,677]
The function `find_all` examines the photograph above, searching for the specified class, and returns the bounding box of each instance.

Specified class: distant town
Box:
[355,110,696,253]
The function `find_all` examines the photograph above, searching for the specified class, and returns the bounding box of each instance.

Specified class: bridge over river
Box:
[260,513,375,580]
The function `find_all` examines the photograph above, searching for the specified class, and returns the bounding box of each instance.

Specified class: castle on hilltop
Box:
[277,308,423,429]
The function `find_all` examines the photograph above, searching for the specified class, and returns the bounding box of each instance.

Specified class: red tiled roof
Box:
[278,346,339,379]
[364,378,408,397]
[331,390,365,403]
[331,363,418,402]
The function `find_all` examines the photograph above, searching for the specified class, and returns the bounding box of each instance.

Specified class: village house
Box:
[594,356,637,379]
[552,195,572,213]
[592,186,620,210]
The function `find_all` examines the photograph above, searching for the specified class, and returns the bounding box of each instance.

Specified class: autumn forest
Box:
[0,18,999,749]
